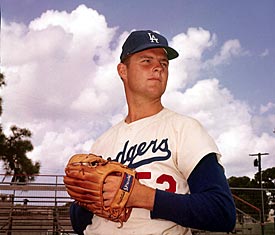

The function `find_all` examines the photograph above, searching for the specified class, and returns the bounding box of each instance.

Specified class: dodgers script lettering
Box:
[115,138,171,168]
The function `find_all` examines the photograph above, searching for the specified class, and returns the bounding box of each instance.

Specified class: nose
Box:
[152,60,163,73]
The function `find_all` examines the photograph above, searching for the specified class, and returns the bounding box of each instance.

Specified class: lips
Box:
[148,77,161,82]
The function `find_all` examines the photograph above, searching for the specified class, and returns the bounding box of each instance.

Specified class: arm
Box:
[69,153,236,232]
[150,153,236,232]
[70,202,93,235]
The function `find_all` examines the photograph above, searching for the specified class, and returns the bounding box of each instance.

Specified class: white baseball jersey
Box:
[84,108,221,235]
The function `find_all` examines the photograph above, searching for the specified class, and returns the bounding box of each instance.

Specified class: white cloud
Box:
[260,49,269,57]
[172,27,215,60]
[167,27,216,91]
[28,127,95,174]
[1,5,275,178]
[260,102,275,114]
[2,4,119,123]
[204,39,245,67]
[163,78,275,177]
[29,4,115,53]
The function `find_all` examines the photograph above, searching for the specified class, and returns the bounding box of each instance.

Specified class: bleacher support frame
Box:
[0,174,274,235]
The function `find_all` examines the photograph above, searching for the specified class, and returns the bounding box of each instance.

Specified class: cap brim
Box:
[129,44,179,60]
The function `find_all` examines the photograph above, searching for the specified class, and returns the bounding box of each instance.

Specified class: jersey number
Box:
[137,172,176,193]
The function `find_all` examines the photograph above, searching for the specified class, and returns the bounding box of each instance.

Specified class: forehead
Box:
[133,48,168,59]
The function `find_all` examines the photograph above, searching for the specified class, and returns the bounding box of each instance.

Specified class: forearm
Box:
[127,179,156,210]
[69,154,236,233]
[151,188,235,231]
[151,153,236,232]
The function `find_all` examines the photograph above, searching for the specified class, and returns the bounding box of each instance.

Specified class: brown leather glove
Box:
[63,153,136,226]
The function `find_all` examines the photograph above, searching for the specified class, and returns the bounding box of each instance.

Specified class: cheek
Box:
[125,70,142,89]
[127,67,144,82]
[162,71,169,85]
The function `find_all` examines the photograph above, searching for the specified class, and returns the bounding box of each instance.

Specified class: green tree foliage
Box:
[228,176,262,221]
[0,73,40,183]
[228,167,275,221]
[256,167,275,188]
[0,73,6,115]
[257,167,275,212]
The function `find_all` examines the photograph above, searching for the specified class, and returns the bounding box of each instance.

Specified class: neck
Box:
[125,100,163,124]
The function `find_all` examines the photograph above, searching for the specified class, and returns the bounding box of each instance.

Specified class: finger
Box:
[103,193,112,207]
[103,175,121,190]
[66,189,97,203]
[64,176,99,189]
[104,175,121,183]
[66,184,100,196]
[65,166,102,180]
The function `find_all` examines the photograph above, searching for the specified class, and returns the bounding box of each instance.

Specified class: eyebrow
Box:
[139,55,169,62]
[139,55,153,59]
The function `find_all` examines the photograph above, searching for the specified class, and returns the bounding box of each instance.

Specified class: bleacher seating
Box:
[0,203,74,234]
[1,174,274,235]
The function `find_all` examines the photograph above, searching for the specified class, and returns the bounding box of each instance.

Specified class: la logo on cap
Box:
[148,32,159,43]
[120,30,179,61]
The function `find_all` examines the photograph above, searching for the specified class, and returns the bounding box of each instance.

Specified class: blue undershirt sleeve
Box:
[150,153,236,232]
[70,202,93,235]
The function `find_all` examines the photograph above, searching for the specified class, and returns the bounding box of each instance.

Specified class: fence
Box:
[0,174,74,234]
[0,174,275,235]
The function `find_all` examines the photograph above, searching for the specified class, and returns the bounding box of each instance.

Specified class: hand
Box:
[64,153,137,224]
[103,175,121,207]
[103,174,156,210]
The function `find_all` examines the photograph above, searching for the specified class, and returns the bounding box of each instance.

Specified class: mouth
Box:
[148,77,161,82]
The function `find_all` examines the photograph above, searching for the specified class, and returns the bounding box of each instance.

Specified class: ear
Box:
[117,63,127,81]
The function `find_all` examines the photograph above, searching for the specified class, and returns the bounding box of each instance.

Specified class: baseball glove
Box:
[63,153,136,226]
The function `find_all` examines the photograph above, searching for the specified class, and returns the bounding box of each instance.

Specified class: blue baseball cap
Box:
[120,30,179,62]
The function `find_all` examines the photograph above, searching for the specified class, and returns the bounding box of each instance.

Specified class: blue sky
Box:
[1,0,275,177]
[2,0,274,109]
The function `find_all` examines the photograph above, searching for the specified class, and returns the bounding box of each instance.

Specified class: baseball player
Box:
[67,30,236,235]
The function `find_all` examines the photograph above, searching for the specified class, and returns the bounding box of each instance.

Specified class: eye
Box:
[142,59,151,63]
[161,61,168,68]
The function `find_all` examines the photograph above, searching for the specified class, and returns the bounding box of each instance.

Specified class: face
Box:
[118,48,169,102]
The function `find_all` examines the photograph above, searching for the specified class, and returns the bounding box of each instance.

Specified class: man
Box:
[69,30,236,235]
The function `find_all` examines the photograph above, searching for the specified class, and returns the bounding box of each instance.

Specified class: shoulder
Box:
[161,108,203,129]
